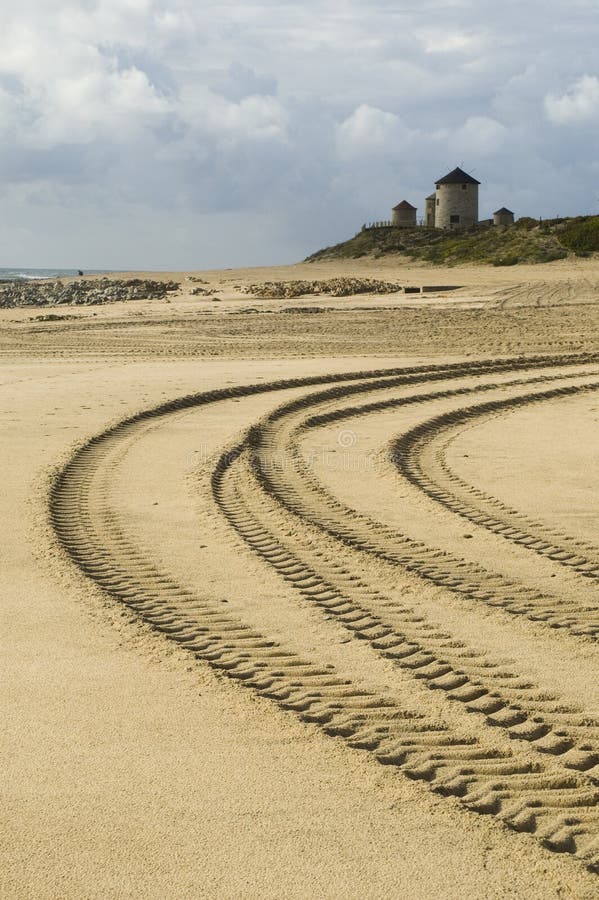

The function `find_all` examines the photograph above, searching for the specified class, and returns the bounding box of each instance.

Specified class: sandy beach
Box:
[2,257,599,898]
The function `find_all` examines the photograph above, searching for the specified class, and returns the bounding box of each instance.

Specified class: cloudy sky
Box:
[1,0,598,269]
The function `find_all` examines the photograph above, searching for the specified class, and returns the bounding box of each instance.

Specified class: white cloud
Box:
[336,105,407,157]
[450,116,507,156]
[545,75,599,123]
[177,88,288,145]
[419,28,481,54]
[0,11,171,146]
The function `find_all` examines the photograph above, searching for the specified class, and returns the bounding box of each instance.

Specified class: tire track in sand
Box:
[249,367,599,638]
[49,356,599,872]
[390,391,599,583]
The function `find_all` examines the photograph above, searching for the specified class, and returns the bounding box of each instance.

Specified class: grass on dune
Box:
[307,215,599,266]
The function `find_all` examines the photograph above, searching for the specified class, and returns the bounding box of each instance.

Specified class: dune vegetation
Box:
[307,215,599,266]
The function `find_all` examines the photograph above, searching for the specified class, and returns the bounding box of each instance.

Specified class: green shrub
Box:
[537,248,568,262]
[559,217,599,253]
[516,217,538,231]
[493,255,520,266]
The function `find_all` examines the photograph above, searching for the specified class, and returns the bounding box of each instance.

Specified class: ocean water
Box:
[0,267,115,281]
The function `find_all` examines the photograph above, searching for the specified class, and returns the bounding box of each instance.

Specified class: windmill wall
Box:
[435,182,479,229]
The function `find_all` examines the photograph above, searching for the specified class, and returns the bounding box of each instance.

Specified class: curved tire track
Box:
[49,355,599,872]
[390,391,599,584]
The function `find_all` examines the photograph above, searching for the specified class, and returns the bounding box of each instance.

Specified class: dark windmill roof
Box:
[435,167,480,185]
[393,200,417,210]
[494,207,513,215]
[426,192,436,200]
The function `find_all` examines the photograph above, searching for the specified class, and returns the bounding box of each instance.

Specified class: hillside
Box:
[306,215,599,266]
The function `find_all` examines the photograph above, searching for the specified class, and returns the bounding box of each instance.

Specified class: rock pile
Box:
[190,286,220,296]
[0,278,180,309]
[244,277,402,299]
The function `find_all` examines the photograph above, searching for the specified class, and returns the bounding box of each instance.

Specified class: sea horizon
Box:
[0,266,121,281]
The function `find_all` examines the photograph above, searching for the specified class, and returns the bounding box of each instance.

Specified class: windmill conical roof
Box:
[392,200,417,210]
[435,167,480,185]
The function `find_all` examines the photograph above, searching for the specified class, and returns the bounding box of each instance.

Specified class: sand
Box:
[1,257,599,898]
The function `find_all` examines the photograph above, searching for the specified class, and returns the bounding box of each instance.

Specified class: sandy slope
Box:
[2,258,599,898]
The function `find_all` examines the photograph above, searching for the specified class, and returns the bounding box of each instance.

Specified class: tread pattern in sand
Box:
[49,354,599,872]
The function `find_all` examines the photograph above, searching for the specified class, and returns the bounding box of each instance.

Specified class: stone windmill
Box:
[433,167,480,229]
